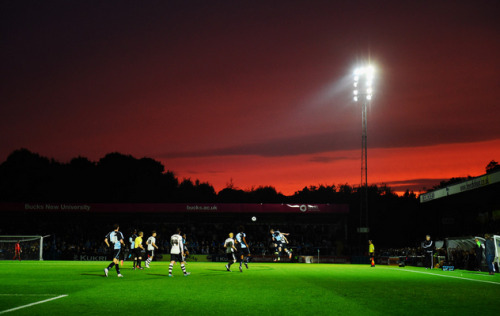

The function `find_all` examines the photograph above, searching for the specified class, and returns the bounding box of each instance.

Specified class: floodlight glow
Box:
[353,64,375,102]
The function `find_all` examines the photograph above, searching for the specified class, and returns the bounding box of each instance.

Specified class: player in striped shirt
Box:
[224,232,237,272]
[145,231,159,268]
[168,228,190,277]
[104,224,125,277]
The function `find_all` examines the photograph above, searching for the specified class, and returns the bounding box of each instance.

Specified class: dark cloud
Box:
[162,132,358,158]
[162,126,500,159]
[308,156,358,163]
[378,178,448,193]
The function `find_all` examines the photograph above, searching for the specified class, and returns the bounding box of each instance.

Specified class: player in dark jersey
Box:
[270,229,291,261]
[235,226,251,271]
[182,234,190,258]
[128,229,138,266]
[104,224,125,277]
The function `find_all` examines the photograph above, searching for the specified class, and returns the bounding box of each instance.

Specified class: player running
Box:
[224,232,237,271]
[13,241,21,261]
[168,228,190,277]
[134,231,145,270]
[104,224,125,277]
[145,231,159,268]
[235,226,251,271]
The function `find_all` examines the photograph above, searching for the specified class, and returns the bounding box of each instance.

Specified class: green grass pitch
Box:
[0,261,498,315]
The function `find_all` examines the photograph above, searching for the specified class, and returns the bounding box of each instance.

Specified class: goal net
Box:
[0,235,46,261]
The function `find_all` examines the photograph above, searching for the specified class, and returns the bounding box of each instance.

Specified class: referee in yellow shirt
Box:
[369,240,375,267]
[134,231,145,270]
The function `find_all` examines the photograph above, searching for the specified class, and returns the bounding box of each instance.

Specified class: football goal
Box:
[0,235,48,261]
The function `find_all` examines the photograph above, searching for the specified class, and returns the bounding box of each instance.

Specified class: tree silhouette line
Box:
[0,148,421,204]
[1,148,497,204]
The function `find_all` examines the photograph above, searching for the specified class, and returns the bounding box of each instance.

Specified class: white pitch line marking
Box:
[0,294,62,296]
[389,268,500,285]
[0,294,68,314]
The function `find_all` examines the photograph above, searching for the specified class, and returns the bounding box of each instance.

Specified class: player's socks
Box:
[181,263,188,275]
[133,259,137,269]
[115,265,120,274]
[168,263,173,275]
[107,262,115,269]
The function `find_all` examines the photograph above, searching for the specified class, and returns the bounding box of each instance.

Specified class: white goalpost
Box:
[0,235,48,261]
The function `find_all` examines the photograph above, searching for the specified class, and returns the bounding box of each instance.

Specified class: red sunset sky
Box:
[1,1,499,195]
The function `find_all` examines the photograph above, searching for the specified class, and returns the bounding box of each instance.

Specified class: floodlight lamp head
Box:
[353,64,376,102]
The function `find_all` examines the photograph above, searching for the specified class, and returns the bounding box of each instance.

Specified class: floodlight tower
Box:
[353,65,374,235]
